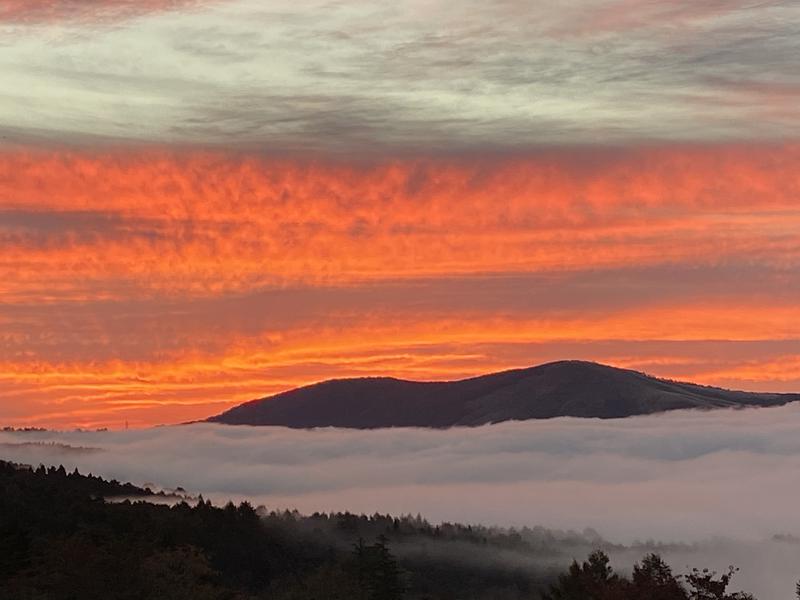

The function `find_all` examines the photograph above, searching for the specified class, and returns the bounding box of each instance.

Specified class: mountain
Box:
[208,360,800,428]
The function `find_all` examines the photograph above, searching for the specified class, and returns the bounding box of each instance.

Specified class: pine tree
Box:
[543,550,627,600]
[631,554,687,600]
[352,536,405,600]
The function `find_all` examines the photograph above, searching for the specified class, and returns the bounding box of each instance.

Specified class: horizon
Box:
[7,359,800,431]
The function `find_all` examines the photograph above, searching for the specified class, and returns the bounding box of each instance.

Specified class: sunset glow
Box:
[2,0,799,428]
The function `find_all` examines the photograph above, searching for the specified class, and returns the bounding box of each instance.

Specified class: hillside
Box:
[0,459,758,600]
[209,360,800,428]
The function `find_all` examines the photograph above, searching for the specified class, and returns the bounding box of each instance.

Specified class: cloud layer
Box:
[3,406,800,598]
[3,145,798,297]
[0,0,798,149]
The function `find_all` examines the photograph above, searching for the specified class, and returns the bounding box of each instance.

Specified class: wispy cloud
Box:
[0,0,797,149]
[2,145,798,298]
[0,0,207,24]
[1,144,799,426]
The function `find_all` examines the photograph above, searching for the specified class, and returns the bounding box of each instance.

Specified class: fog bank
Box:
[3,405,800,598]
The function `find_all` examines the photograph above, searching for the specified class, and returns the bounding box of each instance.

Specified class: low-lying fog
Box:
[3,404,800,599]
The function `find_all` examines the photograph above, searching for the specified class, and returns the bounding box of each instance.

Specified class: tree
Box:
[685,566,755,600]
[270,562,365,600]
[631,554,687,600]
[545,552,758,600]
[543,550,627,600]
[352,536,405,600]
[141,546,224,600]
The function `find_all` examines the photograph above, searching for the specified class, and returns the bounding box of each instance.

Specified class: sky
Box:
[4,406,800,599]
[1,0,799,428]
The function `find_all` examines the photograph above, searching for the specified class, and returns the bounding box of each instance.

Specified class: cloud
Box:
[0,0,797,149]
[545,0,786,37]
[2,144,798,299]
[0,0,206,24]
[1,144,799,427]
[3,406,800,598]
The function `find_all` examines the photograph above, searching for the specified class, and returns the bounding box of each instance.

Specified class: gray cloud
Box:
[0,0,797,151]
[0,209,168,248]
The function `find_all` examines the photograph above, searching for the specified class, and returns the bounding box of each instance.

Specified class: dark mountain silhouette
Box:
[208,360,800,428]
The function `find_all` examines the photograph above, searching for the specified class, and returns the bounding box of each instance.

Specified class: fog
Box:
[3,405,800,598]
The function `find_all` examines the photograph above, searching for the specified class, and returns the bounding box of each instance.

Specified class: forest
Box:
[0,459,774,599]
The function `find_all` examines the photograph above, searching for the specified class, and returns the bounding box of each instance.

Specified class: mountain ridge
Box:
[208,360,800,428]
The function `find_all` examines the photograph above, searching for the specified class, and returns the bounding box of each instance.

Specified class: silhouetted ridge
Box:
[208,360,800,428]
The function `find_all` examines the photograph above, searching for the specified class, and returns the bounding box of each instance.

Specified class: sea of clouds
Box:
[3,404,800,598]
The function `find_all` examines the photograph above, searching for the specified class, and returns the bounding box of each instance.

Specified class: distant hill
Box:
[208,360,800,428]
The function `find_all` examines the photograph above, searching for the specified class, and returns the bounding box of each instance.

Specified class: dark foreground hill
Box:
[0,460,759,600]
[209,360,800,429]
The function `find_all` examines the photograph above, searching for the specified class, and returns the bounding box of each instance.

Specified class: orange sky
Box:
[3,144,799,296]
[1,143,799,428]
[2,0,799,428]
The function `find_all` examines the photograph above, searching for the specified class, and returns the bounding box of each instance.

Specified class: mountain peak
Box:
[208,361,799,429]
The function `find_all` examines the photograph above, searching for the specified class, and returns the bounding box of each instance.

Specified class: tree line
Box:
[0,460,785,599]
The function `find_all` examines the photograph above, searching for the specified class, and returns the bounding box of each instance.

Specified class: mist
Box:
[3,404,800,598]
